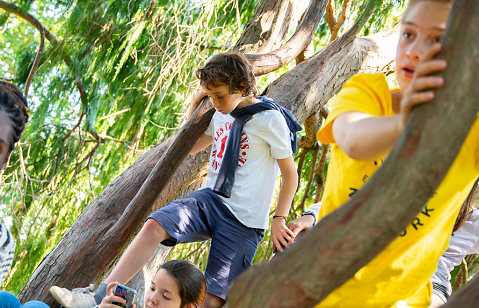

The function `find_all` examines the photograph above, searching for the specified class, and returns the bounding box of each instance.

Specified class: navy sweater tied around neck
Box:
[213,96,302,198]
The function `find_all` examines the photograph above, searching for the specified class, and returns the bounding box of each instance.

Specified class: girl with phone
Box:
[98,260,205,308]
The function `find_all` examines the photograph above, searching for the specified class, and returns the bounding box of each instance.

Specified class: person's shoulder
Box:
[338,72,393,113]
[249,109,285,131]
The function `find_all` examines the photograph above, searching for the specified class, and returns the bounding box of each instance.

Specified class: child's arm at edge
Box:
[332,111,403,160]
[271,156,298,252]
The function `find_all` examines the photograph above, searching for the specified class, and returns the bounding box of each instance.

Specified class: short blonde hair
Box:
[403,0,451,20]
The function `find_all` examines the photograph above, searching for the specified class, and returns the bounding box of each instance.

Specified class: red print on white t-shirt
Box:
[211,122,249,171]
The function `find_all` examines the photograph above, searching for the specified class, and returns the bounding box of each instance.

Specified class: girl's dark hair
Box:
[160,260,206,308]
[196,52,257,97]
[453,178,478,233]
[0,81,29,153]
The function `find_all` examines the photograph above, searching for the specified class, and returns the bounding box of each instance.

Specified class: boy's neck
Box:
[236,96,259,109]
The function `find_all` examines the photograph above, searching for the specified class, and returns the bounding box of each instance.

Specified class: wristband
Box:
[273,215,287,221]
[301,211,317,225]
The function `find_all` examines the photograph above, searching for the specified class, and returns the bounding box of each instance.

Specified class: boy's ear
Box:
[239,82,248,96]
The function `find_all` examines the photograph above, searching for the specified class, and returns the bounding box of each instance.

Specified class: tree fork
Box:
[226,1,479,306]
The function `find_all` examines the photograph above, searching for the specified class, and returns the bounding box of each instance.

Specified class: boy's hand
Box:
[398,43,447,130]
[288,215,315,237]
[100,282,130,308]
[271,218,295,252]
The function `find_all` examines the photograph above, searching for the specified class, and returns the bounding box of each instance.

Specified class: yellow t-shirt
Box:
[315,73,479,308]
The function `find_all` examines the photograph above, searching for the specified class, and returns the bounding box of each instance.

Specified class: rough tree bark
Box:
[234,0,312,54]
[226,1,479,306]
[247,0,330,75]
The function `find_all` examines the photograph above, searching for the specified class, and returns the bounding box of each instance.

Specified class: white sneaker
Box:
[50,284,97,308]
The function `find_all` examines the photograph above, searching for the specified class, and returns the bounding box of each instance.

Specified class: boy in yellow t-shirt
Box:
[288,0,479,307]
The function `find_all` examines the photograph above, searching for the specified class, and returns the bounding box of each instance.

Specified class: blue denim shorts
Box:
[148,188,264,300]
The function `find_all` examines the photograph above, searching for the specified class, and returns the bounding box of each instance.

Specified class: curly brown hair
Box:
[196,52,257,97]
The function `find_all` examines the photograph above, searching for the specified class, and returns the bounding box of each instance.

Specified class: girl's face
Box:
[395,1,450,90]
[145,269,182,308]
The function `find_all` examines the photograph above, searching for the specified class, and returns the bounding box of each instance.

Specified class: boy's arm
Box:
[271,156,298,252]
[190,134,212,154]
[334,43,446,161]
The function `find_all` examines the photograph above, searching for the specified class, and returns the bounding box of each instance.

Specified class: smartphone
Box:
[113,284,136,308]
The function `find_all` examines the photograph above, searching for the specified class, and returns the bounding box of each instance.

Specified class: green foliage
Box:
[0,0,404,294]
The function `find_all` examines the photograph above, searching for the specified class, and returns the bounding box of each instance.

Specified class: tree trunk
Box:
[226,1,479,306]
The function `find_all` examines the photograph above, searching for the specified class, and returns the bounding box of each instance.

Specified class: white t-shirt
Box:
[204,110,292,229]
[0,223,15,285]
[431,209,479,296]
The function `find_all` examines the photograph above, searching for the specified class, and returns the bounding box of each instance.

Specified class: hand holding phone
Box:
[112,284,136,308]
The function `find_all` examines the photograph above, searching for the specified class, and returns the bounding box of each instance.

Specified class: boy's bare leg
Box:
[105,219,171,284]
[50,219,171,308]
[203,293,225,308]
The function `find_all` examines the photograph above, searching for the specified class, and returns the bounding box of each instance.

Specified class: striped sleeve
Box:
[0,223,15,285]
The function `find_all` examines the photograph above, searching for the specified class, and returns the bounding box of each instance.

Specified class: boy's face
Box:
[0,111,14,171]
[202,84,245,115]
[395,1,450,90]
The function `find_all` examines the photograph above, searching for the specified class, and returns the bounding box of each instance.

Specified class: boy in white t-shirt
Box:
[51,52,300,308]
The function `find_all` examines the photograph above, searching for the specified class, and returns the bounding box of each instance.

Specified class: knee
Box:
[141,219,169,241]
[0,291,21,308]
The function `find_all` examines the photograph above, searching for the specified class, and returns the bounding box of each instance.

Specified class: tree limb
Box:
[246,0,329,75]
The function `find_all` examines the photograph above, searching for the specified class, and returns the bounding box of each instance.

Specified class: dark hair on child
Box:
[452,178,478,233]
[160,260,206,308]
[196,52,257,97]
[0,81,29,153]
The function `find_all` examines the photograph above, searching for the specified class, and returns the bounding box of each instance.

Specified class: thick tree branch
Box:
[246,0,329,75]
[234,0,312,54]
